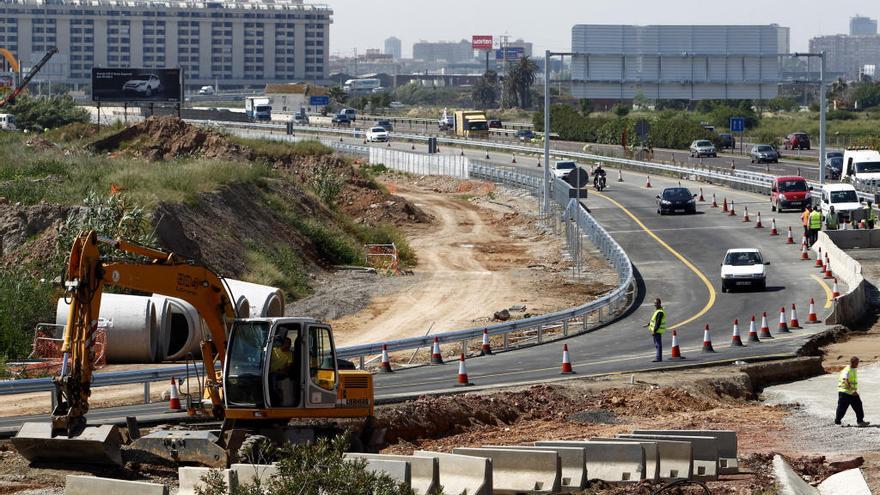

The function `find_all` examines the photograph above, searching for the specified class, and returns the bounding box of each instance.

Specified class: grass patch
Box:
[0,268,56,360]
[229,136,333,159]
[243,244,312,301]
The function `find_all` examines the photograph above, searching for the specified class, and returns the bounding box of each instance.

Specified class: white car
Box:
[198,85,215,95]
[819,183,862,224]
[366,127,389,143]
[689,140,717,158]
[123,74,161,96]
[553,161,577,179]
[720,248,768,292]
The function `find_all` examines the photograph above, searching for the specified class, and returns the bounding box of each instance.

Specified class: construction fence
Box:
[368,147,470,179]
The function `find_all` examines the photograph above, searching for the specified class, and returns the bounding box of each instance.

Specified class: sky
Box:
[325,0,877,57]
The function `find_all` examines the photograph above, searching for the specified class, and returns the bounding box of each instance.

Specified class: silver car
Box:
[750,144,779,164]
[689,140,717,158]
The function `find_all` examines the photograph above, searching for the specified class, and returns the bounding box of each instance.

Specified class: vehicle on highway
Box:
[198,85,215,96]
[123,73,161,96]
[842,149,880,185]
[750,144,779,163]
[331,114,351,126]
[784,132,811,150]
[826,154,844,180]
[376,119,393,132]
[366,126,390,143]
[819,183,862,224]
[656,187,698,215]
[291,112,309,125]
[718,133,736,150]
[516,129,535,142]
[689,140,717,158]
[454,110,489,137]
[770,176,811,212]
[553,160,577,179]
[488,119,503,129]
[720,248,768,292]
[245,96,272,121]
[338,108,357,121]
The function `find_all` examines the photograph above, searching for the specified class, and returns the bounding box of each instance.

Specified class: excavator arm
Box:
[0,47,58,107]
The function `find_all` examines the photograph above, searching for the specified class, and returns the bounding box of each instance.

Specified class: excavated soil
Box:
[0,201,68,266]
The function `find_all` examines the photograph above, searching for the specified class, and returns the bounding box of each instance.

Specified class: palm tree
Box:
[472,71,499,109]
[504,56,539,109]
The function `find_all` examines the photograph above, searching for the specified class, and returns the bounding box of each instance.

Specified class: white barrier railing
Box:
[369,147,469,178]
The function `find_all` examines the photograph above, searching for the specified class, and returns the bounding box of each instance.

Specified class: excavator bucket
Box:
[131,430,228,468]
[11,422,123,466]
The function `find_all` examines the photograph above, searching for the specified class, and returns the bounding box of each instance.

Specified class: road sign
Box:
[472,35,493,51]
[495,47,525,61]
[309,95,330,106]
[730,117,745,133]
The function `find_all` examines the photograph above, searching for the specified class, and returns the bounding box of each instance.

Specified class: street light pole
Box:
[818,51,827,185]
[543,50,551,217]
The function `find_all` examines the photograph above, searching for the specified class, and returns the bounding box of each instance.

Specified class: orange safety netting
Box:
[365,243,401,275]
[6,327,107,379]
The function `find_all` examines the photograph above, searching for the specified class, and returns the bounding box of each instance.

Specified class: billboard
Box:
[495,47,525,61]
[91,68,182,102]
[472,35,494,51]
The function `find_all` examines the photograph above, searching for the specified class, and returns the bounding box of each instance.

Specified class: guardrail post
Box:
[503,333,510,351]
[563,320,569,337]
[143,381,150,404]
[359,355,365,370]
[537,325,543,344]
[50,391,56,410]
[583,314,589,331]
[461,340,467,357]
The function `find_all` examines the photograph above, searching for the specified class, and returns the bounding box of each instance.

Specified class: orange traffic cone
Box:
[512,153,517,164]
[699,188,705,202]
[380,344,394,373]
[806,298,819,324]
[801,243,810,260]
[832,278,841,298]
[485,151,490,159]
[743,206,751,222]
[430,337,444,365]
[748,316,761,343]
[712,193,718,208]
[618,168,624,182]
[770,218,778,235]
[645,176,652,188]
[778,307,790,333]
[169,377,182,411]
[790,304,801,329]
[561,344,574,374]
[722,197,729,212]
[815,247,824,268]
[480,329,492,356]
[456,354,472,386]
[702,324,716,353]
[731,320,744,347]
[729,200,737,216]
[824,257,834,279]
[759,312,773,339]
[754,211,764,228]
[786,226,794,244]
[670,330,684,360]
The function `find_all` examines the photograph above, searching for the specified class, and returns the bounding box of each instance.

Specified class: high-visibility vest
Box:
[649,308,666,335]
[838,365,858,394]
[801,210,810,227]
[809,210,822,230]
[865,206,878,222]
[826,212,839,229]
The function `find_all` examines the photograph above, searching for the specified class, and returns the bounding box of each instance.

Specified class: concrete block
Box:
[632,429,738,474]
[619,434,718,480]
[486,445,586,491]
[65,475,168,495]
[414,450,492,495]
[229,464,279,489]
[452,447,560,494]
[818,468,872,495]
[361,458,411,488]
[773,454,819,495]
[346,453,439,495]
[587,437,667,481]
[534,440,645,483]
[178,467,238,495]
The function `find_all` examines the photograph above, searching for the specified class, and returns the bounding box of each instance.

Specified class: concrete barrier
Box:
[345,453,439,495]
[632,429,737,474]
[414,450,492,495]
[65,475,168,495]
[813,231,873,328]
[178,467,238,495]
[452,447,560,494]
[587,438,666,481]
[533,440,645,482]
[485,445,586,491]
[360,458,411,488]
[773,453,872,495]
[229,464,279,488]
[618,434,718,480]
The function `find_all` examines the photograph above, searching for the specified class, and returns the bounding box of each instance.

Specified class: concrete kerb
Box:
[533,440,645,483]
[773,454,872,495]
[586,437,666,481]
[485,445,586,491]
[346,453,439,495]
[360,458,412,488]
[229,463,279,490]
[631,429,737,474]
[452,447,561,494]
[414,450,492,495]
[65,475,168,495]
[178,467,238,495]
[773,454,820,495]
[618,434,718,481]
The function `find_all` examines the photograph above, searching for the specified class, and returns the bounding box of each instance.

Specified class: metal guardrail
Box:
[0,364,202,396]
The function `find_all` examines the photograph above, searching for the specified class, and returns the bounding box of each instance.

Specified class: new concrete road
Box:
[0,128,839,433]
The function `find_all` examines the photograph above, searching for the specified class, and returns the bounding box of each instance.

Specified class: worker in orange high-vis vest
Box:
[801,205,812,240]
[835,356,870,427]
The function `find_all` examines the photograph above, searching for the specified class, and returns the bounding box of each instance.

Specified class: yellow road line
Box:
[810,274,834,309]
[593,191,716,330]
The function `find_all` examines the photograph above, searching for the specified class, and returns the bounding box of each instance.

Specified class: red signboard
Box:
[472,35,494,51]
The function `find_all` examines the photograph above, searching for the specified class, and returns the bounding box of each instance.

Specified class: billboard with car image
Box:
[91,68,182,102]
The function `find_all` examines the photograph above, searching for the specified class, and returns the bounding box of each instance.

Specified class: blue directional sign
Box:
[730,117,745,133]
[495,47,525,61]
[309,95,330,106]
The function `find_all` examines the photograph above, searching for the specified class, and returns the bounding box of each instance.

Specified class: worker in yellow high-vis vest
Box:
[642,298,666,362]
[835,356,870,427]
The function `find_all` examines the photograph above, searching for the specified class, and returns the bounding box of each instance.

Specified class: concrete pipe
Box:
[55,293,159,363]
[152,296,208,362]
[224,279,285,318]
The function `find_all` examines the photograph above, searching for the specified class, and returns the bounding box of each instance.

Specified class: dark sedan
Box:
[657,187,698,215]
[826,156,843,180]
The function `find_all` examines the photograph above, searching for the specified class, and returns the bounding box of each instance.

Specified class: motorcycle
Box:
[594,174,606,191]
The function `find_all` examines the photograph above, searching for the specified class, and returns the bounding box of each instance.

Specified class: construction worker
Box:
[801,205,812,240]
[864,201,878,229]
[825,206,839,231]
[269,337,294,405]
[643,298,666,362]
[835,356,870,427]
[808,206,823,246]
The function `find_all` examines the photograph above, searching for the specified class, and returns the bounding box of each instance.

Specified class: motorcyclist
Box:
[593,164,607,189]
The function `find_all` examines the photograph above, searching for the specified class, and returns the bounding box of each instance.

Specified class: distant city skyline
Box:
[328,0,876,58]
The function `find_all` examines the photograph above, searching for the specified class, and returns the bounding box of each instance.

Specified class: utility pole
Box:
[818,51,827,185]
[543,50,551,217]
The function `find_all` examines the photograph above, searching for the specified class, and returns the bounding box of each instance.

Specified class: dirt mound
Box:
[89,116,250,161]
[0,201,67,263]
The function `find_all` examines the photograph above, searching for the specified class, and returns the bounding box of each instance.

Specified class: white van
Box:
[842,149,880,184]
[819,183,862,223]
[0,113,16,130]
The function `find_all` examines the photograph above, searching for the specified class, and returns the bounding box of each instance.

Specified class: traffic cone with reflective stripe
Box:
[699,188,705,202]
[833,278,841,298]
[759,312,773,339]
[806,298,819,324]
[731,320,744,347]
[824,257,834,279]
[561,344,574,374]
[748,316,761,343]
[430,337,444,365]
[729,200,737,216]
[743,206,751,222]
[815,247,824,268]
[169,377,182,411]
[480,329,492,356]
[702,324,716,353]
[754,211,764,228]
[618,168,624,182]
[778,307,790,333]
[380,344,393,373]
[790,304,802,329]
[722,197,729,212]
[512,153,517,164]
[712,193,718,208]
[787,226,794,244]
[770,218,779,235]
[670,330,684,360]
[645,176,652,188]
[456,354,472,386]
[801,242,810,260]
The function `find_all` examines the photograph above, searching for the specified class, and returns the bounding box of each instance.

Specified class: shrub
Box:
[243,244,312,301]
[0,268,55,359]
[8,95,89,131]
[611,103,631,117]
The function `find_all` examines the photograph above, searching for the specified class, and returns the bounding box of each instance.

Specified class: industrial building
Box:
[570,24,786,101]
[0,0,332,89]
[850,15,878,36]
[384,36,401,60]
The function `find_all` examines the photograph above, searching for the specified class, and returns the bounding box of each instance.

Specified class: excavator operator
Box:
[269,335,300,407]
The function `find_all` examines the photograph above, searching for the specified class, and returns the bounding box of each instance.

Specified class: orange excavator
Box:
[12,231,375,466]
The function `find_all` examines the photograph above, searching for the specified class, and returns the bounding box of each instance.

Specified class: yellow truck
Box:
[454,110,489,137]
